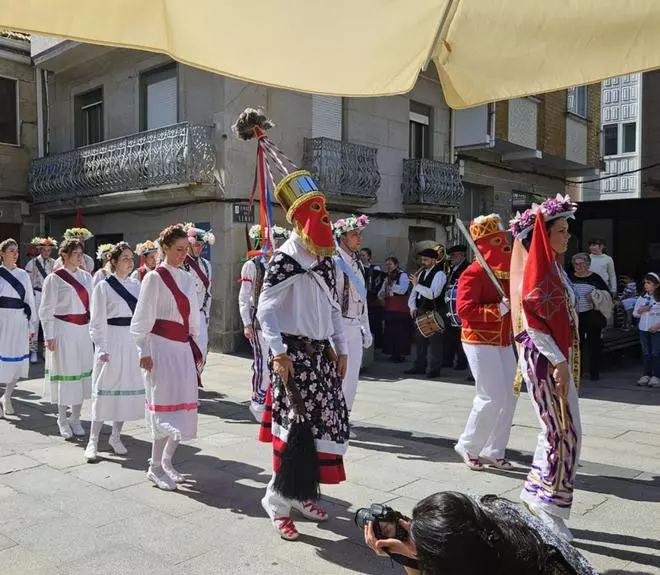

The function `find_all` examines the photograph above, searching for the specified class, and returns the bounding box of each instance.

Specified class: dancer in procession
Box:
[53,228,96,273]
[234,108,349,541]
[442,244,469,371]
[25,236,57,363]
[406,247,447,378]
[182,223,214,370]
[511,195,581,541]
[454,214,517,471]
[85,242,144,462]
[40,238,94,439]
[378,256,412,363]
[130,224,201,491]
[239,223,290,422]
[0,239,37,418]
[92,243,115,288]
[333,215,372,428]
[132,240,159,282]
[359,247,384,350]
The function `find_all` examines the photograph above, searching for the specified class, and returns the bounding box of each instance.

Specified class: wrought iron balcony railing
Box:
[302,137,381,200]
[402,159,464,208]
[29,122,216,203]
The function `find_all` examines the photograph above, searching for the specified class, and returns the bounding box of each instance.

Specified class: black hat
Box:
[447,244,467,254]
[418,248,439,259]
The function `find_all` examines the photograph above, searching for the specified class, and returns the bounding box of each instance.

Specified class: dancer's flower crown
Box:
[333,214,370,238]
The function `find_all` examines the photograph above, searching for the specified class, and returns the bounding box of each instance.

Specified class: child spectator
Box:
[633,272,660,387]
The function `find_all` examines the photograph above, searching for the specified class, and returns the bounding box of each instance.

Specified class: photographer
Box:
[362,492,596,575]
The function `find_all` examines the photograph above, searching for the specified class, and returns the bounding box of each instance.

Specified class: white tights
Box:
[87,420,124,447]
[3,380,16,400]
[150,437,180,472]
[57,404,82,423]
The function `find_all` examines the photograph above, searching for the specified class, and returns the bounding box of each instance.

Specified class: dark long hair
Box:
[411,493,576,575]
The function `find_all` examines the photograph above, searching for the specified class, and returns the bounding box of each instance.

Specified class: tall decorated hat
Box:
[468,213,511,275]
[183,223,216,246]
[30,236,58,249]
[233,107,336,257]
[96,243,115,262]
[63,227,94,241]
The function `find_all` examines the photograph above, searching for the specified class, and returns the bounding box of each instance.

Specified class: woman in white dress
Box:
[40,239,94,439]
[92,243,115,288]
[130,224,201,490]
[85,242,144,462]
[0,239,37,417]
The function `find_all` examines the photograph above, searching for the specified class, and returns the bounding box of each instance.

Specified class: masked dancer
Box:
[0,239,37,418]
[85,242,144,462]
[234,108,349,541]
[40,238,94,439]
[132,240,159,282]
[130,224,202,490]
[454,215,517,471]
[25,236,57,363]
[239,224,290,422]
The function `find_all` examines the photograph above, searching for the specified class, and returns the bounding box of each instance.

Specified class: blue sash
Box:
[334,254,367,301]
[105,275,137,314]
[0,267,30,320]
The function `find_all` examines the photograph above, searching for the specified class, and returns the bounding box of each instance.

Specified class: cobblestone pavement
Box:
[0,352,659,574]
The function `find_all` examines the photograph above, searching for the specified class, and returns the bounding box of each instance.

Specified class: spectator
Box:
[378,257,411,363]
[360,247,385,350]
[587,238,617,295]
[633,272,660,387]
[570,253,611,381]
[363,491,597,575]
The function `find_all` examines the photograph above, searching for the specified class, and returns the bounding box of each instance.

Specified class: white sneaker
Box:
[108,435,128,455]
[1,396,14,416]
[69,420,85,437]
[84,442,99,463]
[527,503,573,542]
[30,351,38,364]
[650,376,660,388]
[147,466,177,490]
[291,500,329,522]
[637,375,651,386]
[162,462,186,483]
[249,402,264,423]
[57,419,73,439]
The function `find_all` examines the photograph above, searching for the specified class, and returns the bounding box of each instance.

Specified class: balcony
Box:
[401,159,464,217]
[29,123,217,205]
[302,137,381,208]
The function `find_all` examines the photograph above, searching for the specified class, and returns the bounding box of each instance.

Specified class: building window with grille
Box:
[603,124,618,156]
[74,88,104,148]
[567,86,588,119]
[409,101,432,159]
[140,63,178,131]
[622,122,636,154]
[0,76,18,145]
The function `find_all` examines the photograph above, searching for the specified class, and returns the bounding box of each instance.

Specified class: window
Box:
[74,88,104,147]
[140,63,178,131]
[622,122,636,153]
[409,101,432,159]
[0,77,18,145]
[603,124,618,156]
[567,86,588,118]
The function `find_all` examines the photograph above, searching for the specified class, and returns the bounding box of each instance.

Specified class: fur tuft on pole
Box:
[274,419,320,502]
[232,108,275,141]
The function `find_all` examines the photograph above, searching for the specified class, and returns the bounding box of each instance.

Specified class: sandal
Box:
[454,444,484,471]
[273,516,299,541]
[293,500,328,522]
[487,458,513,469]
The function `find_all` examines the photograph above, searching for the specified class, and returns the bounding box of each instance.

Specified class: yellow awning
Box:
[3,0,660,108]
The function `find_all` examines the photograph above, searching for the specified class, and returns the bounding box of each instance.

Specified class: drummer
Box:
[443,244,470,371]
[405,247,447,379]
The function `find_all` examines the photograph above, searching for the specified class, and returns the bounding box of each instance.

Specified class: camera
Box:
[354,503,410,541]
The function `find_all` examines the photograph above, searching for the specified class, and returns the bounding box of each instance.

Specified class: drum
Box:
[415,310,445,338]
[445,284,461,328]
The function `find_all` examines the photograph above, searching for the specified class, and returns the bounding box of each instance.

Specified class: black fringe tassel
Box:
[274,419,320,502]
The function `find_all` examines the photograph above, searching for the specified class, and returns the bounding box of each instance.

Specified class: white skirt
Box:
[0,308,30,383]
[144,333,198,441]
[45,319,93,406]
[91,324,145,422]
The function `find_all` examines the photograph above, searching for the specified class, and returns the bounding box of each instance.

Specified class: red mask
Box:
[475,230,512,274]
[290,193,336,257]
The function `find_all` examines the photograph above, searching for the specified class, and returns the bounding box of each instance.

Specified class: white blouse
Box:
[39,268,93,340]
[130,263,201,359]
[256,233,347,357]
[334,246,368,323]
[90,275,141,355]
[24,256,55,290]
[0,266,38,334]
[54,253,96,274]
[238,258,261,327]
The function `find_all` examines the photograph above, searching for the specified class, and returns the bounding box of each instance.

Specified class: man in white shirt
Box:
[24,237,57,363]
[588,238,617,295]
[333,215,372,420]
[406,247,447,378]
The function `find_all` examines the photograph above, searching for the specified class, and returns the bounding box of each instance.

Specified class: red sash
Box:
[152,266,203,386]
[385,295,409,314]
[138,266,148,282]
[54,269,90,325]
[185,255,210,290]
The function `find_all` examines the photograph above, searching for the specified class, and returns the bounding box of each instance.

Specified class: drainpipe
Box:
[43,69,51,156]
[36,67,44,157]
[487,103,496,148]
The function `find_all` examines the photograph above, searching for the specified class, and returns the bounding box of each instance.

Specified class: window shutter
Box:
[146,75,178,131]
[311,95,342,140]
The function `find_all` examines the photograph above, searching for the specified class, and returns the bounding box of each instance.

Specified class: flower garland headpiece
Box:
[30,236,58,248]
[183,223,216,246]
[135,240,159,256]
[333,214,370,238]
[539,193,578,221]
[63,227,94,241]
[248,224,290,241]
[96,243,115,262]
[509,207,538,240]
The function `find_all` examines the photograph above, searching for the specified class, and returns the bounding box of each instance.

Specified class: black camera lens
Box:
[354,507,374,529]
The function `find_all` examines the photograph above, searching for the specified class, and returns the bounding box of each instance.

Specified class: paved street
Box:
[1,352,659,574]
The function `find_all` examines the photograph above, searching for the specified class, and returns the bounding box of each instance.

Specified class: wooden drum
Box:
[415,310,445,338]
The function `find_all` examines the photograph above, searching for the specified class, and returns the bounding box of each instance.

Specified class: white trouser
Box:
[198,310,209,366]
[250,328,269,409]
[341,322,363,415]
[263,474,293,518]
[457,343,517,459]
[29,290,42,353]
